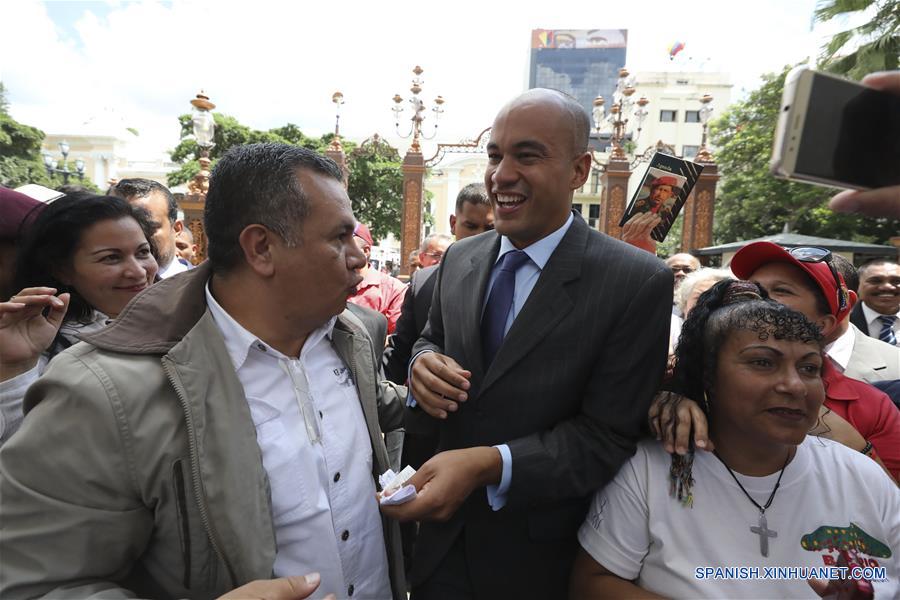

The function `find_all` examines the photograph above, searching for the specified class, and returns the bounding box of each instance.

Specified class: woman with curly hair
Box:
[571,280,899,599]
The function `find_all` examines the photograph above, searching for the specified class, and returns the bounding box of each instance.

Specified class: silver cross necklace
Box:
[713,449,791,557]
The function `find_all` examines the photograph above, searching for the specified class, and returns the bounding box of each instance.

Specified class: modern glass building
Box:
[528,28,628,145]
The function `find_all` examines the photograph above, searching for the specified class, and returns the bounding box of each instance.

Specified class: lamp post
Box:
[392,65,444,153]
[591,68,650,163]
[695,94,715,162]
[592,68,649,237]
[183,90,216,264]
[42,140,85,185]
[391,66,445,276]
[187,90,215,197]
[682,93,719,256]
[325,91,349,187]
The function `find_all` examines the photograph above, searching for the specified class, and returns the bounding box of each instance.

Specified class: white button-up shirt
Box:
[862,301,900,342]
[205,285,390,600]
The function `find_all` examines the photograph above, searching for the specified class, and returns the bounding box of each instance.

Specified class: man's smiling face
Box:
[484,93,589,249]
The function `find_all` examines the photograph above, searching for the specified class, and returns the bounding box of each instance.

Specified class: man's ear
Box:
[818,313,838,338]
[570,152,592,190]
[847,290,858,309]
[449,214,457,232]
[173,219,184,234]
[238,224,276,277]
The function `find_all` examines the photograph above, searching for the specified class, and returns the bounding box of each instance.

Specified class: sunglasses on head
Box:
[787,246,848,313]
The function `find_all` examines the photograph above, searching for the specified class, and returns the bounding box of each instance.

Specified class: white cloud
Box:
[2,0,846,160]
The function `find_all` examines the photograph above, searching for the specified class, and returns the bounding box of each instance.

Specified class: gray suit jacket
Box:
[845,323,900,383]
[409,214,673,597]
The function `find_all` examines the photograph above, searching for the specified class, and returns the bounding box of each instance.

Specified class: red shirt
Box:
[823,358,900,480]
[347,268,407,334]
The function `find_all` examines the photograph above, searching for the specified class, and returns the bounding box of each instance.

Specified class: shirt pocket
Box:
[246,397,319,521]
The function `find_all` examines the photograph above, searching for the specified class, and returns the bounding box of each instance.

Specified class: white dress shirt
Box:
[159,257,191,279]
[862,301,900,342]
[205,286,390,600]
[824,325,855,372]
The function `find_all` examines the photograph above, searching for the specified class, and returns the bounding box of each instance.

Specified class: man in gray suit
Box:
[832,255,900,382]
[380,89,672,599]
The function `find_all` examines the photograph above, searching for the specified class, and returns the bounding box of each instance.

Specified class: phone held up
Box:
[771,66,900,191]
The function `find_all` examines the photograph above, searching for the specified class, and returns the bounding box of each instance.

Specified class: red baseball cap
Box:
[652,176,680,188]
[353,222,374,247]
[731,241,852,321]
[0,186,44,242]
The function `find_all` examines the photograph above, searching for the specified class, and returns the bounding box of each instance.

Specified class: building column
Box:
[681,161,719,259]
[325,140,349,188]
[599,158,631,239]
[400,149,425,276]
[182,155,212,263]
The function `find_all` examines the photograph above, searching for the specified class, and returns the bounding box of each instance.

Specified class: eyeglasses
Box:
[787,246,848,313]
[423,252,444,260]
[671,266,694,274]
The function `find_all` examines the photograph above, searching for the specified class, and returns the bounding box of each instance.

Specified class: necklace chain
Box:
[713,449,791,513]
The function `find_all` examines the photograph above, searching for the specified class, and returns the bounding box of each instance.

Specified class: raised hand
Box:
[0,287,69,380]
[621,212,661,255]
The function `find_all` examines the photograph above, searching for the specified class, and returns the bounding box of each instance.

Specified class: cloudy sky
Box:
[1,0,855,159]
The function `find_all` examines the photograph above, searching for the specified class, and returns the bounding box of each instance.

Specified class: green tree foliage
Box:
[710,66,897,246]
[0,82,99,192]
[169,115,404,240]
[816,0,899,79]
[347,138,404,242]
[0,82,54,189]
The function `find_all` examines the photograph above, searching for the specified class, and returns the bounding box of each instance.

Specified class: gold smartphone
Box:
[770,66,900,191]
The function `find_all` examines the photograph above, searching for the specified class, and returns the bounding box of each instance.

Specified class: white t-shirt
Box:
[578,437,900,599]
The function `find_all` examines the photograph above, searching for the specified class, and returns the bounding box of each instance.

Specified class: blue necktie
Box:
[482,250,530,367]
[878,315,898,346]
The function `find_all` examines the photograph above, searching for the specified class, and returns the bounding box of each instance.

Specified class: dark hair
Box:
[110,178,177,225]
[13,194,160,324]
[831,254,859,294]
[203,143,344,272]
[859,258,899,280]
[455,183,490,212]
[56,184,94,197]
[672,279,823,405]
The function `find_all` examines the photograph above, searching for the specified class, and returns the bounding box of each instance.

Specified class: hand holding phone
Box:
[771,67,900,193]
[828,71,900,218]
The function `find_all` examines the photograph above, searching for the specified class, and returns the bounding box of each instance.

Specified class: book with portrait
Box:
[618,152,705,242]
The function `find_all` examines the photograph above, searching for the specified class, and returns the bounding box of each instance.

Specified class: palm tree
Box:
[816,0,899,79]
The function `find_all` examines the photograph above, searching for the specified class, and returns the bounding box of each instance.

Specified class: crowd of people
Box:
[0,72,898,600]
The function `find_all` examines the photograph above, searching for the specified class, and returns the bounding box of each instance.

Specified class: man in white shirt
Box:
[851,259,900,347]
[829,254,900,382]
[110,178,191,278]
[0,144,406,600]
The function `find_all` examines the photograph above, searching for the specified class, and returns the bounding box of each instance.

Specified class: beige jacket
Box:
[0,263,407,599]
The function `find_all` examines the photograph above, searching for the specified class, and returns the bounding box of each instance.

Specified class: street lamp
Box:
[591,68,650,164]
[329,91,345,151]
[695,94,715,162]
[42,140,86,184]
[391,65,445,153]
[187,90,216,196]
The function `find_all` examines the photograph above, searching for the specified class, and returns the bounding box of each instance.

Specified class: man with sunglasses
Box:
[730,241,900,480]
